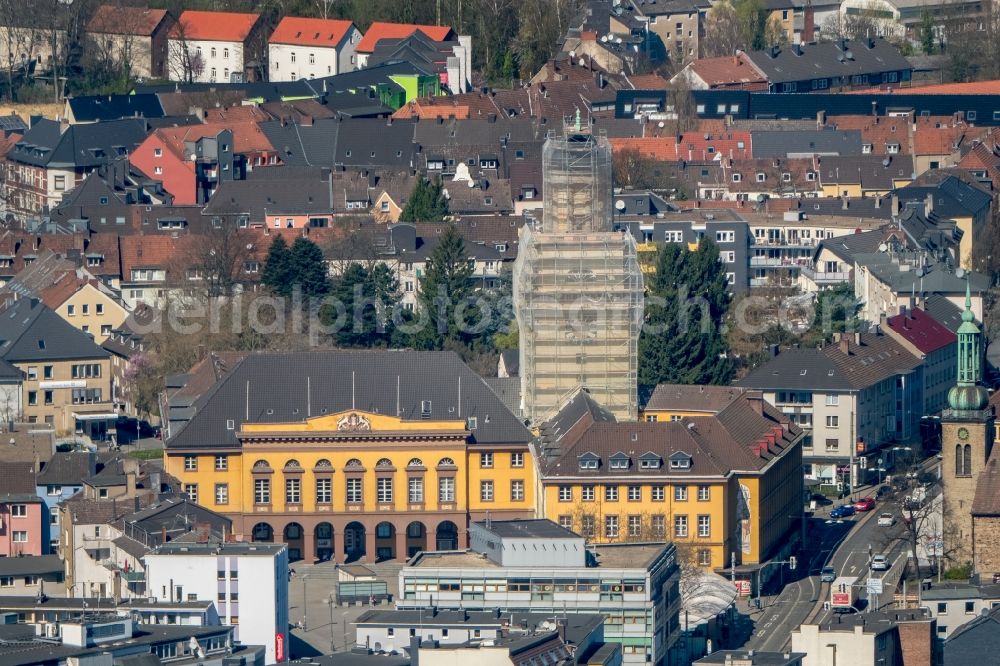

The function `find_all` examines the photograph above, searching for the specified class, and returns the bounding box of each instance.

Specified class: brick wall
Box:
[974,515,1000,580]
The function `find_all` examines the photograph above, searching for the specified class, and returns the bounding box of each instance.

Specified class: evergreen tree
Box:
[639,239,734,386]
[290,236,330,298]
[327,263,402,347]
[412,226,474,349]
[400,177,449,223]
[262,235,293,296]
[919,10,936,55]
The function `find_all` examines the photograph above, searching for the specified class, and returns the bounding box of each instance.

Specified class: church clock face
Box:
[958,427,970,440]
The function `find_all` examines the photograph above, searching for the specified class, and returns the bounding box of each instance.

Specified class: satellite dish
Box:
[845,50,854,59]
[756,194,767,203]
[882,158,890,167]
[878,243,888,252]
[956,268,966,279]
[658,121,665,128]
[579,58,586,67]
[601,35,609,43]
[569,51,575,59]
[916,268,926,277]
[615,200,626,210]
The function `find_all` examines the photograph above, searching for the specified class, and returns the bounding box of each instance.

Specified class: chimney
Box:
[839,337,850,354]
[817,110,826,128]
[747,390,764,414]
[924,192,934,216]
[410,637,421,666]
[854,332,861,345]
[123,457,139,496]
[891,194,901,216]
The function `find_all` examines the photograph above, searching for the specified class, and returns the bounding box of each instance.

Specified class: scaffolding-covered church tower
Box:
[512,115,643,423]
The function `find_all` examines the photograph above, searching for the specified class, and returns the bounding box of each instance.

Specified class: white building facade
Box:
[268,17,361,82]
[144,542,289,665]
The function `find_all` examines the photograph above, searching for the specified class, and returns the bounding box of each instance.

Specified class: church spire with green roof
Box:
[947,278,989,412]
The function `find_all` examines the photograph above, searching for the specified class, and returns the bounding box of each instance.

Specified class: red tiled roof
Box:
[849,80,1000,95]
[269,16,354,47]
[629,73,668,90]
[885,307,956,354]
[392,99,472,120]
[154,121,275,160]
[831,115,910,155]
[203,105,271,123]
[355,22,453,54]
[120,235,193,277]
[88,5,169,35]
[683,54,766,88]
[169,11,261,42]
[610,131,752,162]
[609,137,678,161]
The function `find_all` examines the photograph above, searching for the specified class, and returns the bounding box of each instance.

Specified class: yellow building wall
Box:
[641,408,716,422]
[542,480,730,569]
[955,215,974,268]
[822,183,862,198]
[55,284,128,344]
[20,357,113,433]
[165,411,533,519]
[466,449,535,517]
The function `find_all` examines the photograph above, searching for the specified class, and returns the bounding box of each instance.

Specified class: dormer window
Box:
[862,144,873,154]
[639,453,661,470]
[578,453,600,470]
[669,452,693,470]
[887,143,900,154]
[609,453,630,470]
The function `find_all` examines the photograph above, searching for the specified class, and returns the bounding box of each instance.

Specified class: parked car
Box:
[871,554,890,571]
[877,513,896,527]
[830,505,857,519]
[875,485,891,500]
[820,566,837,582]
[811,494,833,506]
[854,497,877,512]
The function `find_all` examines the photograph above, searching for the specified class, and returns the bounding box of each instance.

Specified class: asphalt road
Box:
[745,457,940,652]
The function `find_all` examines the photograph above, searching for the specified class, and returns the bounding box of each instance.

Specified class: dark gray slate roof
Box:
[817,228,891,264]
[752,129,863,157]
[476,518,578,539]
[897,175,993,218]
[203,167,333,218]
[745,38,912,84]
[0,554,63,576]
[167,350,532,449]
[334,118,416,169]
[8,118,148,168]
[67,94,164,122]
[36,451,96,485]
[922,294,965,333]
[944,605,1000,665]
[738,347,851,391]
[0,297,109,363]
[259,118,340,167]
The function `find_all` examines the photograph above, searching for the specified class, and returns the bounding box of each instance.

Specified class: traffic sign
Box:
[867,578,883,595]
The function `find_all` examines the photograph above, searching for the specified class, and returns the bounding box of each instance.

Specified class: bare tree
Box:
[703,1,744,57]
[167,19,204,83]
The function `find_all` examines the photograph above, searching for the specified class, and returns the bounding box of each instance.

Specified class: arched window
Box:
[964,445,972,477]
[376,458,394,468]
[315,459,333,469]
[438,457,456,467]
[284,459,301,469]
[345,458,363,468]
[253,460,271,469]
[407,458,424,467]
[955,444,962,476]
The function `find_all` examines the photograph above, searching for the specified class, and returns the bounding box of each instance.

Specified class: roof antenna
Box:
[307,376,311,417]
[396,376,401,417]
[458,376,461,417]
[245,381,250,421]
[351,371,356,410]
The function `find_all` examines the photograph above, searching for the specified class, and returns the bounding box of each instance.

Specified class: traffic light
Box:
[789,556,797,571]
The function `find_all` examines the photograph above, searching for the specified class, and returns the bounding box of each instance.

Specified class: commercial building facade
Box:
[398,520,681,666]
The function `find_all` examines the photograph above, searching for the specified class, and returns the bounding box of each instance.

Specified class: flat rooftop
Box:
[408,543,669,570]
[150,541,286,556]
[740,211,886,229]
[475,519,580,540]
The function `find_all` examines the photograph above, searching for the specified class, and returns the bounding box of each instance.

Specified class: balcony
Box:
[749,257,807,268]
[800,266,851,284]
